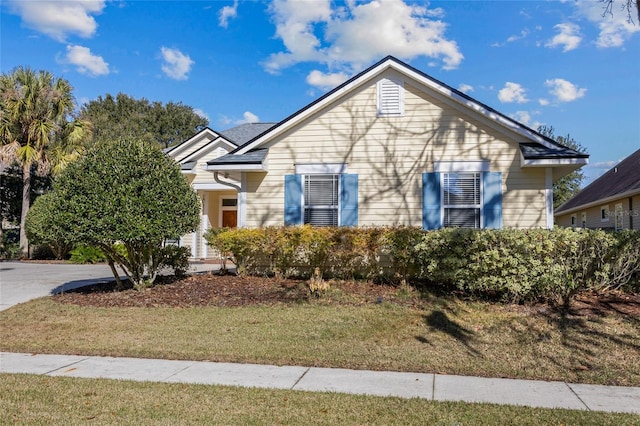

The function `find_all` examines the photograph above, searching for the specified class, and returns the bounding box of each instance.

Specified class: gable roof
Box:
[220,122,277,145]
[226,56,587,162]
[555,149,640,215]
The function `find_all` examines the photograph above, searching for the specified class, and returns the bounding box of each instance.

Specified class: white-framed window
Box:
[442,172,482,228]
[303,174,339,227]
[581,212,587,228]
[615,203,624,230]
[571,215,577,227]
[377,78,404,117]
[601,206,610,222]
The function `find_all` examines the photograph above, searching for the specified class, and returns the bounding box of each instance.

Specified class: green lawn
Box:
[1,293,639,386]
[2,373,638,425]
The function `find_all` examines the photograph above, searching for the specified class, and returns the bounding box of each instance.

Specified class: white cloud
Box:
[574,2,640,48]
[219,0,238,28]
[538,98,550,106]
[498,82,529,104]
[545,78,587,102]
[545,23,582,52]
[61,45,109,76]
[6,0,105,42]
[160,47,194,80]
[264,0,463,76]
[457,83,474,94]
[240,111,259,123]
[219,111,260,127]
[510,110,542,129]
[306,70,349,90]
[193,108,210,122]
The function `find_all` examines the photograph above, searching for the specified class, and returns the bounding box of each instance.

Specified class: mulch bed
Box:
[52,273,412,309]
[51,272,640,317]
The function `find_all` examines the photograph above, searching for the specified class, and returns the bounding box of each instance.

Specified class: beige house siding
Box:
[245,76,548,229]
[555,195,640,230]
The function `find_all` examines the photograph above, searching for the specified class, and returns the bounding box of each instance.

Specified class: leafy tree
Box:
[27,139,200,289]
[81,93,208,149]
[537,125,588,209]
[0,163,51,258]
[0,67,90,258]
[24,191,72,259]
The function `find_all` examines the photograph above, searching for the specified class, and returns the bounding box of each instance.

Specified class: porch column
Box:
[545,168,554,229]
[201,192,209,258]
[238,173,247,228]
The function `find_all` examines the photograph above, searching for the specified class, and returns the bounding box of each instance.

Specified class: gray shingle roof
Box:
[207,148,268,166]
[556,148,640,214]
[520,143,589,160]
[180,161,196,171]
[220,123,277,145]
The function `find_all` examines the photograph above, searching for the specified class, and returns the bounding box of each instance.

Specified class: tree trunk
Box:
[19,163,31,259]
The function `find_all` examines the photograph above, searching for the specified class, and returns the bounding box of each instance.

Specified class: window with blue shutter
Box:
[284,174,302,225]
[423,170,502,230]
[422,172,442,230]
[284,173,358,227]
[482,171,502,229]
[340,174,358,226]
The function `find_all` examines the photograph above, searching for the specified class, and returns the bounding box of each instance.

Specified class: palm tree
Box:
[0,67,90,258]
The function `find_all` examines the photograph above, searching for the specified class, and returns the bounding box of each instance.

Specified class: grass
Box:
[1,293,639,386]
[2,373,638,425]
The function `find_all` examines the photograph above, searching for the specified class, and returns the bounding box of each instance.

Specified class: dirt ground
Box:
[52,272,640,317]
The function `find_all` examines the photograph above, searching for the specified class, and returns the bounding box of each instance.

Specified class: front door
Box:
[222,210,237,228]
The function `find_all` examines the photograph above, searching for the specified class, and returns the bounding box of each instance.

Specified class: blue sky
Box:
[2,0,639,185]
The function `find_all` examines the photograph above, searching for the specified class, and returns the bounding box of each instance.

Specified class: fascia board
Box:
[180,137,235,163]
[203,163,268,172]
[166,127,225,157]
[521,157,589,167]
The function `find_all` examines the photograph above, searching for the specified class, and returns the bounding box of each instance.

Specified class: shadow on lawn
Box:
[417,310,481,357]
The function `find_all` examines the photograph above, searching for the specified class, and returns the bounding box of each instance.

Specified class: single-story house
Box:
[555,148,639,230]
[168,56,588,259]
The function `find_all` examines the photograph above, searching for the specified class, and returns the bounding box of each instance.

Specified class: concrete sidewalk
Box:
[2,352,639,414]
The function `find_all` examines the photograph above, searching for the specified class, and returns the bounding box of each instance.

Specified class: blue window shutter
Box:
[284,174,302,225]
[340,174,358,226]
[482,171,503,229]
[422,172,442,230]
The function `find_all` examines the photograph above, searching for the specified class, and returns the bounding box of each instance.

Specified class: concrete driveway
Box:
[0,261,220,311]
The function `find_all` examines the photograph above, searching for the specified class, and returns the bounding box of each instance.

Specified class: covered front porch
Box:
[180,187,238,260]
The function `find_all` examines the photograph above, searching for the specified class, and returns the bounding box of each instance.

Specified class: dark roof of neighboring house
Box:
[556,148,640,214]
[208,148,269,166]
[220,123,277,145]
[227,56,587,161]
[520,142,589,160]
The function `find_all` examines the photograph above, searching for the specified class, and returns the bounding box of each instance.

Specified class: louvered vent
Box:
[377,78,404,116]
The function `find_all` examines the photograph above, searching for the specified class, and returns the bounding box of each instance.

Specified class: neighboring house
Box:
[555,148,640,230]
[170,56,588,259]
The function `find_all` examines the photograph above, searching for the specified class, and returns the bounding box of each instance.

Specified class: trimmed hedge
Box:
[205,226,639,305]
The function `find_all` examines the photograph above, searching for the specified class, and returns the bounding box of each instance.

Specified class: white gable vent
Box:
[377,78,404,116]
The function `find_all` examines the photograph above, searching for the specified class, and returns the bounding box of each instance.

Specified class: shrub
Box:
[159,245,191,277]
[205,226,639,305]
[70,245,106,264]
[27,139,200,290]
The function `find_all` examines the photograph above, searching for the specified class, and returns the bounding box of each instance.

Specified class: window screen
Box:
[443,172,481,228]
[304,175,339,226]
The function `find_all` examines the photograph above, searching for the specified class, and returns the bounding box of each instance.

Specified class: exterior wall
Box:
[555,195,640,230]
[245,74,547,229]
[191,146,231,186]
